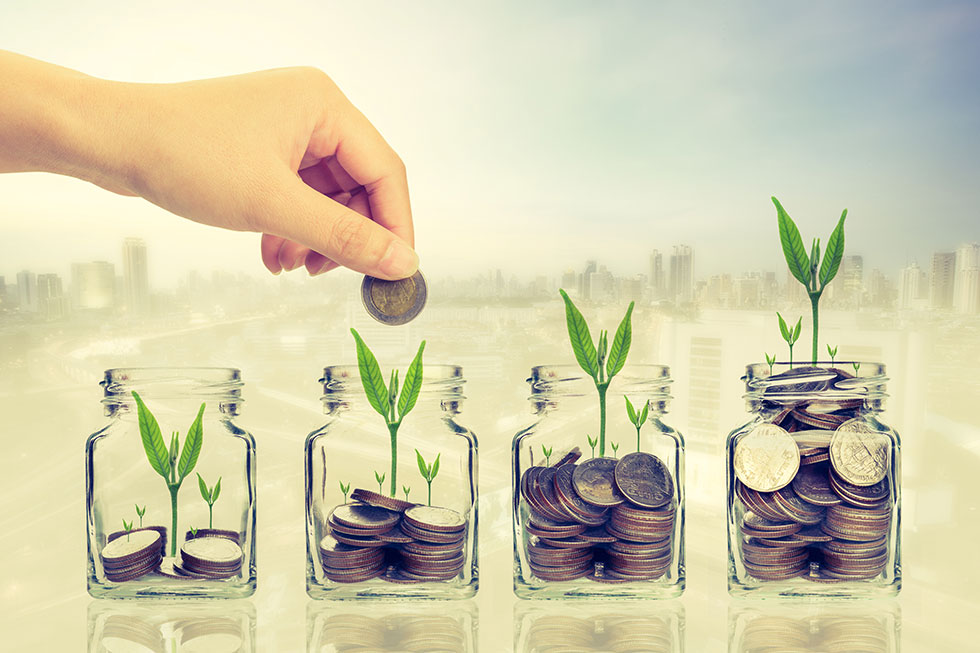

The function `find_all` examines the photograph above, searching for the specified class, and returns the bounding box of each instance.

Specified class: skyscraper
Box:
[16,270,38,313]
[930,251,956,309]
[72,261,116,310]
[580,260,597,300]
[953,243,980,314]
[669,245,694,304]
[899,261,927,310]
[123,237,150,315]
[649,249,665,300]
[37,273,68,320]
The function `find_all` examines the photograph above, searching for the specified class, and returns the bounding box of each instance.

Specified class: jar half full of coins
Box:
[727,362,901,597]
[513,365,685,599]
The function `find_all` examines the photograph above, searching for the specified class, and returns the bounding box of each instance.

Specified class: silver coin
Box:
[361,270,427,325]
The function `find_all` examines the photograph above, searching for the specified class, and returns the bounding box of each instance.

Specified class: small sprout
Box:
[197,474,222,529]
[611,442,620,458]
[764,353,776,375]
[123,519,134,542]
[777,312,802,368]
[624,395,649,452]
[852,361,861,374]
[135,504,146,529]
[339,481,351,503]
[827,344,838,365]
[415,449,441,506]
[190,526,198,538]
[374,471,386,495]
[586,434,598,459]
[541,445,553,466]
[402,485,411,501]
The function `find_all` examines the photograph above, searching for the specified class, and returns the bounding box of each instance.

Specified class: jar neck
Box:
[743,361,887,413]
[320,364,466,417]
[102,368,243,418]
[526,364,673,416]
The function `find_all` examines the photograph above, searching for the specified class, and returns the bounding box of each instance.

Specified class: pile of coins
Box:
[319,491,468,584]
[175,535,244,579]
[100,529,164,583]
[733,366,893,583]
[520,450,676,583]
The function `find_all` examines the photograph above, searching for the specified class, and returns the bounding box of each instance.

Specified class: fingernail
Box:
[378,240,419,279]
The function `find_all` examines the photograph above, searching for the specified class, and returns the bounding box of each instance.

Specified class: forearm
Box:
[0,50,141,195]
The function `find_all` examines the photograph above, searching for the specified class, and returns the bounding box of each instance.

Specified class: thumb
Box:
[266,171,419,280]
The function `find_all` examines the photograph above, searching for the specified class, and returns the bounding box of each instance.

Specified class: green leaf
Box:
[133,392,171,480]
[792,317,802,343]
[388,369,399,415]
[198,473,209,502]
[397,340,426,420]
[375,470,386,483]
[431,454,440,480]
[212,477,221,503]
[638,400,649,425]
[351,329,390,419]
[597,330,608,368]
[123,519,133,532]
[169,432,179,472]
[559,289,598,379]
[190,527,198,537]
[587,434,597,447]
[827,344,837,357]
[135,504,146,517]
[777,312,791,342]
[819,209,847,288]
[606,302,634,379]
[177,403,205,482]
[765,352,776,366]
[773,197,810,287]
[339,480,350,493]
[416,449,429,478]
[624,395,638,424]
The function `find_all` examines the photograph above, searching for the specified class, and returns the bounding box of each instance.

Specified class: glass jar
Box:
[726,362,901,597]
[86,368,256,599]
[512,365,684,599]
[306,365,478,600]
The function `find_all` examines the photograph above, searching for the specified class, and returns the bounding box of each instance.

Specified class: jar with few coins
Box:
[512,365,685,599]
[306,365,478,600]
[727,362,901,597]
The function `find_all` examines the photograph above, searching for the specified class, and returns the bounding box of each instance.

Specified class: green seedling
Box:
[624,396,650,452]
[586,434,598,459]
[402,485,411,501]
[351,329,426,497]
[339,481,351,503]
[764,353,776,375]
[374,471,386,495]
[123,519,134,542]
[827,345,838,366]
[197,474,222,529]
[415,449,441,506]
[190,526,198,537]
[133,391,205,557]
[773,196,847,364]
[541,445,553,466]
[611,442,620,458]
[560,289,634,457]
[777,312,803,368]
[852,361,861,374]
[135,504,146,529]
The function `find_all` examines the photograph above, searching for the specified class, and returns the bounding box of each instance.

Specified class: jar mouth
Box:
[320,364,465,398]
[527,364,672,399]
[744,361,887,402]
[102,367,243,404]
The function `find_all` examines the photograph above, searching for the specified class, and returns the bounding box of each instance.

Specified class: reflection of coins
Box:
[830,419,889,486]
[614,452,673,509]
[734,423,800,492]
[361,270,427,325]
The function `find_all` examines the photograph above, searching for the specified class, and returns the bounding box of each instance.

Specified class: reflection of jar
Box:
[86,368,256,599]
[512,365,685,599]
[87,600,256,652]
[727,363,901,597]
[306,365,478,599]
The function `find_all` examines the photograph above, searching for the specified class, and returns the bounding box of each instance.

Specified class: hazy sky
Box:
[1,0,978,287]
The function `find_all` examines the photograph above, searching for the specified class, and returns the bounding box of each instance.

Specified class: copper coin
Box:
[403,506,466,532]
[361,270,427,326]
[350,488,417,513]
[553,464,609,523]
[572,458,626,507]
[614,452,674,509]
[733,423,800,492]
[551,447,583,467]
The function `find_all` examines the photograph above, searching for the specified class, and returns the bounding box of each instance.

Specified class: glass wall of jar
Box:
[513,365,684,599]
[727,362,901,597]
[86,368,256,599]
[306,365,478,600]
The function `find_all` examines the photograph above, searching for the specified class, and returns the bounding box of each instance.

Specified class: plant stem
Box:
[388,423,399,498]
[810,293,820,364]
[169,486,179,557]
[597,384,608,457]
[636,426,641,452]
[427,481,432,506]
[209,504,213,529]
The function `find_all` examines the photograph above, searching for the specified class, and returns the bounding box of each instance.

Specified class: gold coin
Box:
[361,270,427,325]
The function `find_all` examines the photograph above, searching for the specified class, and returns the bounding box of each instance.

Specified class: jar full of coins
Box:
[306,361,478,600]
[86,368,256,599]
[727,362,901,597]
[513,365,684,599]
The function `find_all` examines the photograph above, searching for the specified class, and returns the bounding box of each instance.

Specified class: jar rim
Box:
[101,367,243,403]
[320,364,466,398]
[527,364,673,400]
[743,361,887,402]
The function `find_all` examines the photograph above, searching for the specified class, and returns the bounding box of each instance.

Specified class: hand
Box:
[0,53,418,279]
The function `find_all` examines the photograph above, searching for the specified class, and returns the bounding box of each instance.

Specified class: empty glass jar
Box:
[513,365,685,599]
[306,364,478,600]
[726,362,901,597]
[86,368,256,599]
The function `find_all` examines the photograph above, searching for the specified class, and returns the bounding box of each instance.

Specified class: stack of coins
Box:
[319,497,468,584]
[519,451,677,583]
[177,536,244,579]
[733,367,893,583]
[101,530,164,582]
